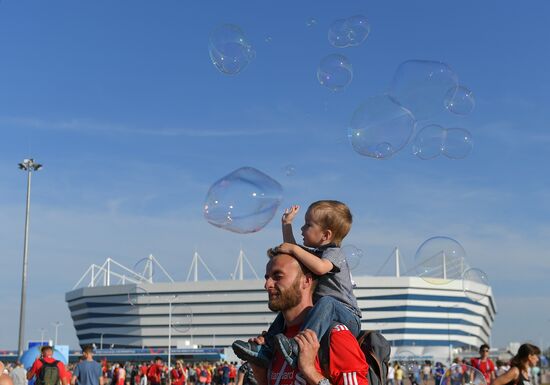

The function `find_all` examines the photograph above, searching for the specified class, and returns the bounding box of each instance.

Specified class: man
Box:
[147,358,164,385]
[470,344,495,385]
[1,373,15,385]
[27,346,69,385]
[10,362,27,385]
[246,248,369,385]
[72,345,104,385]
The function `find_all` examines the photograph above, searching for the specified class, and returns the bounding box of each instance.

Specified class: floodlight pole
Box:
[52,321,63,346]
[17,158,42,358]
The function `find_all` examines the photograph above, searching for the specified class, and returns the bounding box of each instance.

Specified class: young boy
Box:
[232,200,362,368]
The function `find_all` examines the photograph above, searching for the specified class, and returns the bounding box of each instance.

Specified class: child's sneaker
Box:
[232,340,272,368]
[274,334,299,368]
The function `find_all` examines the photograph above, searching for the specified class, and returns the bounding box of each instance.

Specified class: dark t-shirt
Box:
[74,360,102,385]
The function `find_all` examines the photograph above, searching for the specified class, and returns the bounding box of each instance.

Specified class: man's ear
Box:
[302,272,314,289]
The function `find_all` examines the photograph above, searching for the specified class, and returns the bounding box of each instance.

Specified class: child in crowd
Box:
[232,200,362,367]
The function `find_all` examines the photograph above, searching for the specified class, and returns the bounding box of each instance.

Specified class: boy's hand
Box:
[277,242,298,256]
[282,205,300,224]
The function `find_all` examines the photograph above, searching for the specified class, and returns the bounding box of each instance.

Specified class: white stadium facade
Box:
[65,249,496,363]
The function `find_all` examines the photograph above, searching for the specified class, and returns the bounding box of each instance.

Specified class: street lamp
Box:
[100,333,104,350]
[52,321,63,346]
[17,158,42,358]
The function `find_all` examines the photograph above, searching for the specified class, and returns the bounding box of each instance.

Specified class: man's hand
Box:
[295,330,325,384]
[276,242,298,256]
[282,205,300,225]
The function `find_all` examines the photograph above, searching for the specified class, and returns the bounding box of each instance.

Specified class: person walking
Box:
[72,346,103,385]
[493,344,540,385]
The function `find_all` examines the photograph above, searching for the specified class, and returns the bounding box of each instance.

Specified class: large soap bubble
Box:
[389,60,459,121]
[443,127,473,159]
[445,85,475,116]
[412,124,445,160]
[341,245,363,270]
[441,365,487,385]
[414,236,466,285]
[348,95,416,159]
[203,167,283,234]
[209,24,255,75]
[317,54,353,91]
[172,303,194,333]
[462,268,489,302]
[328,15,370,48]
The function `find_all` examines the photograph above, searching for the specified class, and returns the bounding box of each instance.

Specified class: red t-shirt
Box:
[147,364,164,385]
[229,366,237,380]
[28,357,69,381]
[470,358,495,382]
[269,324,369,385]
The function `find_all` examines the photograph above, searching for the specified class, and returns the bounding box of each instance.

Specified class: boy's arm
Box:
[278,243,333,276]
[282,205,300,244]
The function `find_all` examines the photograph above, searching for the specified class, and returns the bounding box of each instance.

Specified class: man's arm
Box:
[282,206,299,244]
[277,243,333,276]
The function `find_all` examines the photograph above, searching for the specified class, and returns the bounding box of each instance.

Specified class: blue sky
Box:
[1,0,549,350]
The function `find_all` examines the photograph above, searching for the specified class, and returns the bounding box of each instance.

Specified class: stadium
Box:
[65,249,496,363]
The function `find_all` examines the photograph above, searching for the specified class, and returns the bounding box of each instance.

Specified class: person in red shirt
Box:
[171,361,187,385]
[244,249,368,385]
[471,344,496,385]
[147,358,165,385]
[27,346,69,385]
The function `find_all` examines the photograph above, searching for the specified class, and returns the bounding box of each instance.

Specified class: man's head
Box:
[264,248,316,313]
[0,375,13,385]
[301,200,352,247]
[82,345,94,359]
[154,357,163,365]
[479,344,490,357]
[41,346,53,358]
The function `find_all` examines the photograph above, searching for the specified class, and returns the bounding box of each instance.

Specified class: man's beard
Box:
[268,276,303,312]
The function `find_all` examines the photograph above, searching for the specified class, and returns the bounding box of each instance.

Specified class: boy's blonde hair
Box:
[307,200,352,246]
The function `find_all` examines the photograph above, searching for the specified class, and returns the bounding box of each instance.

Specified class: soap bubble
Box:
[133,258,162,283]
[172,303,194,333]
[328,15,370,48]
[283,164,296,177]
[389,60,459,120]
[203,167,283,234]
[394,350,418,373]
[208,24,255,75]
[317,54,353,91]
[348,95,416,159]
[443,127,473,159]
[441,365,486,385]
[127,287,151,307]
[445,85,475,116]
[462,268,489,302]
[414,236,466,285]
[341,245,363,270]
[264,36,273,43]
[412,124,445,160]
[306,18,318,27]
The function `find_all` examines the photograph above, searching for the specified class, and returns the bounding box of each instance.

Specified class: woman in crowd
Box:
[493,344,540,385]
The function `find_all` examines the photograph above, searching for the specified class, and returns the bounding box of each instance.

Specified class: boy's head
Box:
[302,200,352,247]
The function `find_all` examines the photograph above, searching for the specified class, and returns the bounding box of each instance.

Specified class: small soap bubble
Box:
[306,18,318,27]
[462,268,489,302]
[264,36,273,43]
[328,15,370,48]
[172,303,194,333]
[203,167,283,234]
[394,350,418,374]
[317,54,353,91]
[389,60,459,120]
[208,24,255,75]
[348,95,416,159]
[133,258,161,283]
[442,127,473,159]
[328,19,350,48]
[414,236,466,285]
[283,164,296,177]
[341,245,363,270]
[412,124,445,160]
[441,365,486,385]
[127,287,151,307]
[445,85,475,116]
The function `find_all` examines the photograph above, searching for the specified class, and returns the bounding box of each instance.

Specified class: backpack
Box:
[319,327,391,385]
[37,359,60,385]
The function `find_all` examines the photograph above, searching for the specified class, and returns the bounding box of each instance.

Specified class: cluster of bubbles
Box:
[349,60,476,160]
[328,15,370,48]
[203,167,283,234]
[208,24,255,75]
[414,236,489,302]
[412,125,473,160]
[441,364,487,385]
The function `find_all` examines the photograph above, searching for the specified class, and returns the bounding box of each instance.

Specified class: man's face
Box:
[42,348,53,358]
[480,347,489,358]
[264,254,305,312]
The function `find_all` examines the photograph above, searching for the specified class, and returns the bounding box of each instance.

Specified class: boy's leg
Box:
[231,312,284,366]
[274,296,361,367]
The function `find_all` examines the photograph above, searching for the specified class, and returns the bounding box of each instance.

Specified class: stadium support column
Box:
[17,158,42,358]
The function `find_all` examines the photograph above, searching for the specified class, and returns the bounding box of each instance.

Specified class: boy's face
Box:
[301,210,330,247]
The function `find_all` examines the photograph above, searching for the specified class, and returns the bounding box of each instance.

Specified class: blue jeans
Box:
[266,296,361,344]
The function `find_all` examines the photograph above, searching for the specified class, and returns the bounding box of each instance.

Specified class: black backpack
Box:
[36,359,60,385]
[319,327,391,385]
